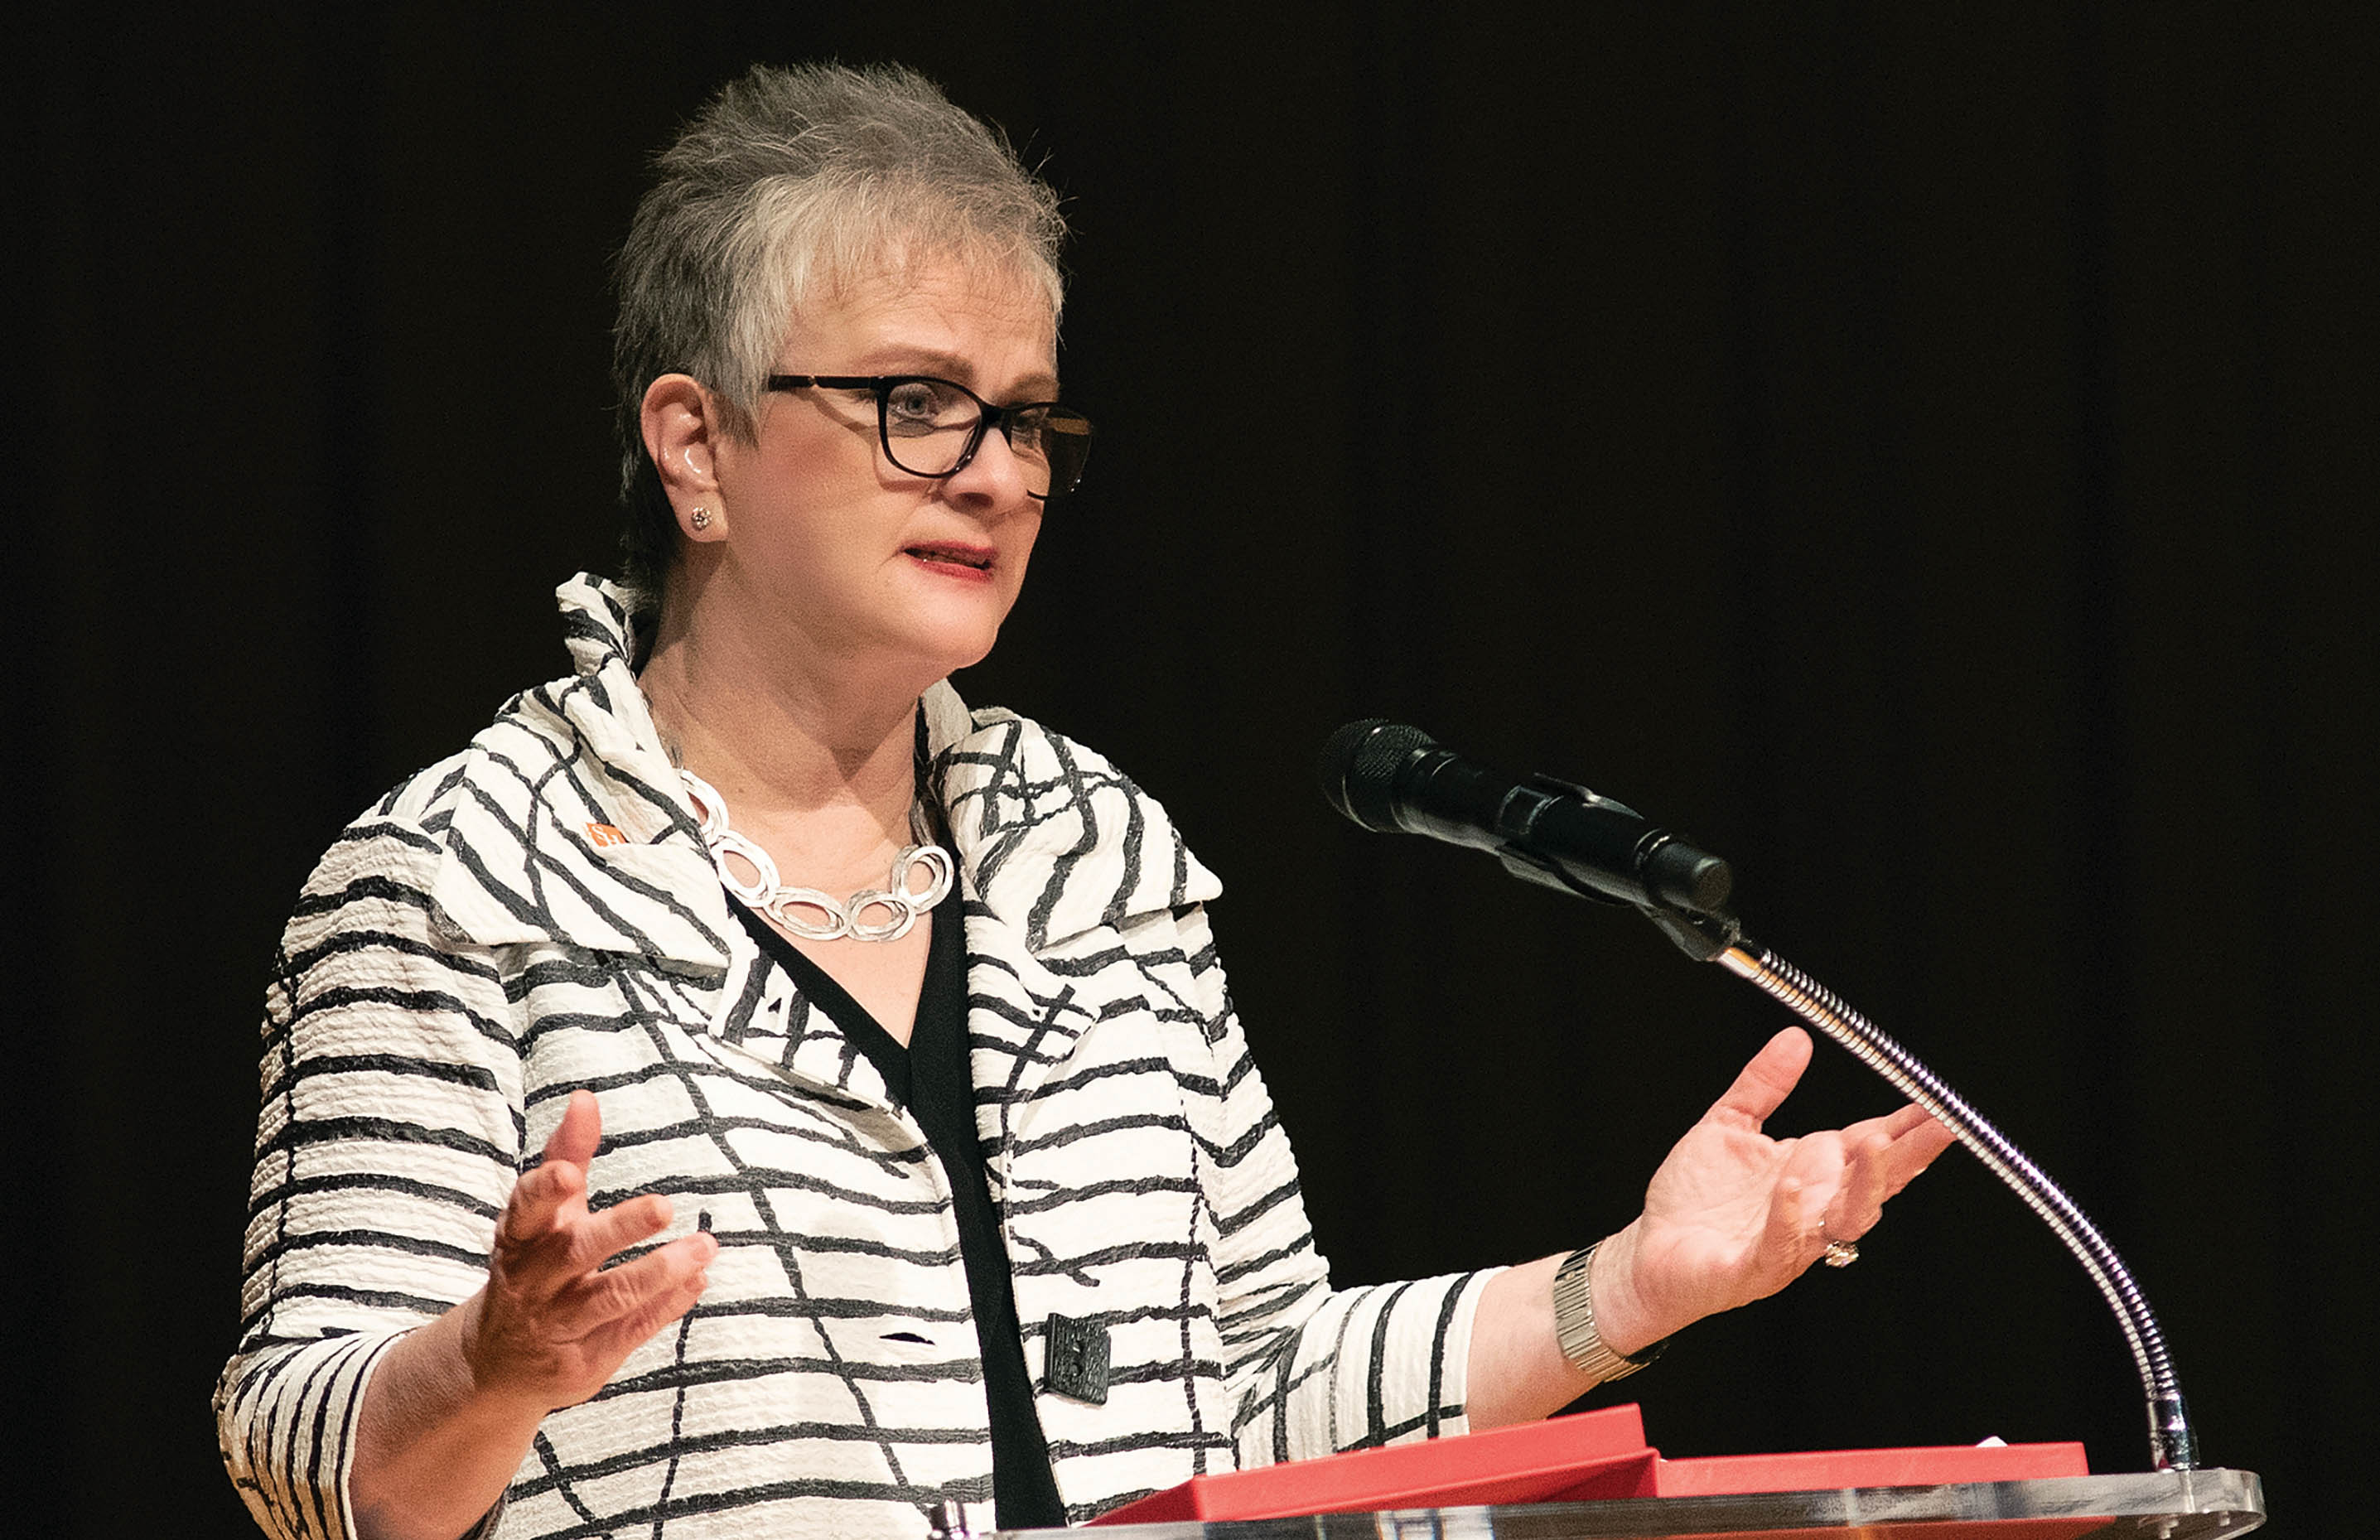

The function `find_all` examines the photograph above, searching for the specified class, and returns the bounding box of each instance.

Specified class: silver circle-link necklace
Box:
[681,769,954,943]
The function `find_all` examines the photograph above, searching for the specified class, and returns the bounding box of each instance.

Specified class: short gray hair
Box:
[610,63,1068,591]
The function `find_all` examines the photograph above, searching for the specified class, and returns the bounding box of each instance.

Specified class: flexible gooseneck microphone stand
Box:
[1322,721,2195,1472]
[1699,929,2193,1470]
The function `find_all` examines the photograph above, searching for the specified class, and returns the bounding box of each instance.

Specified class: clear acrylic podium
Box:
[987,1465,2266,1538]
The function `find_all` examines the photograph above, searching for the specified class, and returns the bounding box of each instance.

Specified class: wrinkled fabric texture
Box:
[217,573,1493,1539]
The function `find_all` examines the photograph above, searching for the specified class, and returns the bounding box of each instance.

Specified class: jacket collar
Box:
[429,574,1220,968]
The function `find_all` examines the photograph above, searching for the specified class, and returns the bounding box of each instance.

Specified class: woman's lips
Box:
[905,542,997,577]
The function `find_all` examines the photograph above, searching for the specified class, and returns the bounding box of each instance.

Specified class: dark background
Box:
[7,4,2371,1536]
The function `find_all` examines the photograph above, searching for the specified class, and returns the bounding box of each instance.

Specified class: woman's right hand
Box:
[461,1089,718,1412]
[352,1090,716,1540]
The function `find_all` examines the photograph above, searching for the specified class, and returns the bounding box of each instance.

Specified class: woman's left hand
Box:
[1587,1026,1958,1356]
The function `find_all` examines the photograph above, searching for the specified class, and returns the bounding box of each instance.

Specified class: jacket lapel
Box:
[929,701,1223,1190]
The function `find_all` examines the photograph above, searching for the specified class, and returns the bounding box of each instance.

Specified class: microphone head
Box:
[1319,719,1437,832]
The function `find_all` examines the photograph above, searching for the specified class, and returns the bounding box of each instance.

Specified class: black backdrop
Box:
[7,6,2372,1537]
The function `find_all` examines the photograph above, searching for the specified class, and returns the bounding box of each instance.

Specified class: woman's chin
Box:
[862,613,1009,690]
[933,627,1006,680]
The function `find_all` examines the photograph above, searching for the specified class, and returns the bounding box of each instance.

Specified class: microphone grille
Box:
[1319,719,1436,832]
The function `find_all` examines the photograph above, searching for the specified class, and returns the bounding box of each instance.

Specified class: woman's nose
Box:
[942,422,1037,511]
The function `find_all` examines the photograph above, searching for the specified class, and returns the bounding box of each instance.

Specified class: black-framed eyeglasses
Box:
[765,374,1093,500]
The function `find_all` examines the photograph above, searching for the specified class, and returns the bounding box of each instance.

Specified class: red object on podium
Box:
[1090,1404,1656,1525]
[1089,1404,2089,1528]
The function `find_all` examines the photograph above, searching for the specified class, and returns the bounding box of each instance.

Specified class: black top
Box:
[732,886,1067,1528]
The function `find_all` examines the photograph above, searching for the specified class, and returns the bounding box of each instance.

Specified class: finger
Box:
[1852,1101,1956,1160]
[1707,1027,1814,1129]
[1878,1115,1959,1195]
[564,1192,678,1275]
[1784,1127,1847,1212]
[1878,1102,1939,1139]
[1762,1171,1825,1288]
[608,1240,718,1348]
[550,1230,718,1344]
[1832,1128,1893,1237]
[544,1089,603,1171]
[500,1149,591,1247]
[502,1093,606,1245]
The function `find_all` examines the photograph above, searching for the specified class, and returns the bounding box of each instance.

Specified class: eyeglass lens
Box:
[878,379,1092,497]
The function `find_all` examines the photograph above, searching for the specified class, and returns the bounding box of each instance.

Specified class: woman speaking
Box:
[217,62,1952,1540]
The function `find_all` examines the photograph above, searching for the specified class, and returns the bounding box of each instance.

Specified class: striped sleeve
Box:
[1172,906,1499,1470]
[215,805,527,1540]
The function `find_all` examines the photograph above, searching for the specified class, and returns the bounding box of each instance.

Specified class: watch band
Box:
[1551,1243,1665,1383]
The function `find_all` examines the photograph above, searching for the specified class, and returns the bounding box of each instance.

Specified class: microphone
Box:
[1319,719,1736,923]
[1320,723,2207,1475]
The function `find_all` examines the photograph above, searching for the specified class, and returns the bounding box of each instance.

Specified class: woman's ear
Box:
[642,374,729,542]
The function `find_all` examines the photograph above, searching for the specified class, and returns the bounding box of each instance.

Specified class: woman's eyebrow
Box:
[846,346,1060,399]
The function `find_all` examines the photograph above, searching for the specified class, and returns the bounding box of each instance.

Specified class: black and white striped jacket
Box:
[217,574,1491,1539]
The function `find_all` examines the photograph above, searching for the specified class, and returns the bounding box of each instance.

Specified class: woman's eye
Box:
[885,381,954,426]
